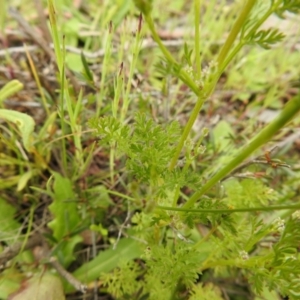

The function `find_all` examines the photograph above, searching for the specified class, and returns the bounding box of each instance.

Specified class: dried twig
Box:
[49,257,87,293]
[113,202,132,250]
[222,152,291,181]
[0,232,87,294]
[0,233,42,266]
[8,7,53,59]
[0,39,187,59]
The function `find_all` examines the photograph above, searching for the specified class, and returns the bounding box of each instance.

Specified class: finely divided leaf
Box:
[249,28,285,49]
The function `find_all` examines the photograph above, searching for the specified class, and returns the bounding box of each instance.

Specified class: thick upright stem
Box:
[217,0,257,67]
[183,94,300,208]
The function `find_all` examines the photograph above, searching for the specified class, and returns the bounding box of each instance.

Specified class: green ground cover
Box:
[0,0,300,299]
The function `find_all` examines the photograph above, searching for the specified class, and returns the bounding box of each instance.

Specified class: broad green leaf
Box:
[0,269,23,299]
[48,172,82,266]
[0,197,20,244]
[111,0,132,27]
[65,53,82,72]
[0,80,23,104]
[48,172,81,240]
[81,51,93,82]
[53,235,83,267]
[212,120,234,152]
[0,109,35,152]
[9,273,65,300]
[65,238,143,292]
[17,170,34,191]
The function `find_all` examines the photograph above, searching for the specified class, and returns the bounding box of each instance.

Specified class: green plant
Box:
[87,0,300,299]
[1,0,300,299]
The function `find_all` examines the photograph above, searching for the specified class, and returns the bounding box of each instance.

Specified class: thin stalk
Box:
[144,14,177,65]
[48,0,63,73]
[219,2,280,75]
[0,0,5,34]
[110,64,124,183]
[59,63,67,173]
[144,14,199,94]
[242,1,281,43]
[25,45,50,116]
[10,203,36,269]
[194,0,201,80]
[192,226,218,250]
[49,1,84,168]
[97,22,113,116]
[169,94,205,170]
[216,0,257,68]
[61,38,83,168]
[172,185,180,207]
[158,203,300,214]
[169,1,257,170]
[113,63,124,118]
[183,94,300,208]
[169,73,220,171]
[118,17,128,64]
[106,190,136,202]
[48,0,68,172]
[109,143,116,184]
[121,14,143,122]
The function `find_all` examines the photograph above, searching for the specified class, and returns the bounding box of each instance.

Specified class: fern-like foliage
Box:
[248,28,285,49]
[155,58,183,78]
[126,113,180,185]
[182,42,193,67]
[90,113,202,201]
[241,0,300,49]
[100,260,143,299]
[183,197,238,235]
[89,116,130,149]
[248,215,300,299]
[100,243,203,300]
[274,0,300,17]
[223,178,278,207]
[144,242,201,289]
[189,283,224,300]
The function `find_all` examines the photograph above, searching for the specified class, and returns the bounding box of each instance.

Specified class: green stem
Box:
[169,94,204,170]
[144,14,176,68]
[97,24,113,116]
[216,0,257,68]
[169,1,257,170]
[158,203,300,214]
[219,2,279,75]
[144,14,199,94]
[121,15,143,122]
[172,184,180,207]
[192,226,217,250]
[183,94,300,208]
[59,65,68,174]
[194,0,201,80]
